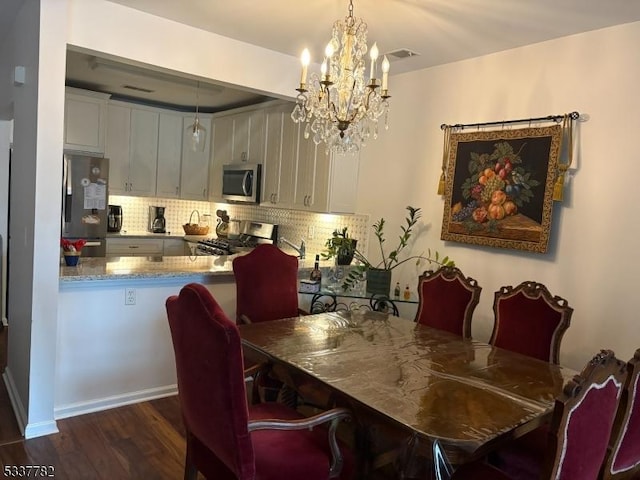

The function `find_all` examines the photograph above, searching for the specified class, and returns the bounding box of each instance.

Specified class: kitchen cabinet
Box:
[106,238,164,257]
[293,130,329,211]
[105,103,131,195]
[208,115,233,201]
[107,100,211,199]
[64,87,110,154]
[106,102,158,197]
[156,112,184,198]
[180,115,211,200]
[261,104,296,207]
[231,109,265,164]
[163,239,189,256]
[128,108,159,196]
[299,145,360,214]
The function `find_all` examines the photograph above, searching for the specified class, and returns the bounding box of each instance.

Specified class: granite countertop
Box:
[59,253,332,283]
[106,231,186,239]
[59,255,239,282]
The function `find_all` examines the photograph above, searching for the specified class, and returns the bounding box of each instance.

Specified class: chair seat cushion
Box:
[249,402,353,480]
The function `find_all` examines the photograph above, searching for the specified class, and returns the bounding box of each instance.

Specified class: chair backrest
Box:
[232,244,300,324]
[166,283,255,478]
[541,350,628,480]
[601,348,640,479]
[414,266,481,338]
[490,281,573,364]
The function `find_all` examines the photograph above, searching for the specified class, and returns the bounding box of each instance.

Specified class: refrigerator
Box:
[61,153,109,257]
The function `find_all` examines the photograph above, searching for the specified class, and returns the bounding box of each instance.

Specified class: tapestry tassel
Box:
[437,170,446,196]
[553,114,574,202]
[438,126,451,195]
[553,168,566,202]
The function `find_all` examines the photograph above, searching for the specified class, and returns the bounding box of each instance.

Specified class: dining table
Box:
[238,310,578,476]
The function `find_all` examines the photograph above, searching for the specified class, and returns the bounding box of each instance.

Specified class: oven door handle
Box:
[242,171,252,196]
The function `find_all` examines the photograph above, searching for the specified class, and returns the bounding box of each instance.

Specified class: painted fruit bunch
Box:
[451,141,539,225]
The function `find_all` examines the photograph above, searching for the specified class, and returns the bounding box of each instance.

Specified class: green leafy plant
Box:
[323,206,455,291]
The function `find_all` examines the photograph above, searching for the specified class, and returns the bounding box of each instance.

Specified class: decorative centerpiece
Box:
[323,206,455,295]
[60,238,86,266]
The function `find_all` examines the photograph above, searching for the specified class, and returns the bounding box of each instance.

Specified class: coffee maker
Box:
[149,206,166,233]
[107,205,123,233]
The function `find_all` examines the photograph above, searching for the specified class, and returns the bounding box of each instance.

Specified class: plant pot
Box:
[63,251,81,267]
[336,239,357,266]
[366,268,392,296]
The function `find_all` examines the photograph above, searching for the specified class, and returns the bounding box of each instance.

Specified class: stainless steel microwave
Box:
[222,163,261,203]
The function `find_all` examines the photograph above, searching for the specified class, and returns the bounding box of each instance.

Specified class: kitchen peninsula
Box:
[56,254,321,420]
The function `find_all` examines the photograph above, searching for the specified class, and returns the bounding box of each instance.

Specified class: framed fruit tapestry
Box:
[440,125,562,253]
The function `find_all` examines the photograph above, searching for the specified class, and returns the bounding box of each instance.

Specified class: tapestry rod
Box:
[440,111,580,131]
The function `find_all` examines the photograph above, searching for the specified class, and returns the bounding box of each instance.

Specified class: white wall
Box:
[0,0,67,438]
[357,22,640,370]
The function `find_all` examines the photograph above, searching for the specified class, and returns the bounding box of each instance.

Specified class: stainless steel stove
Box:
[194,221,278,256]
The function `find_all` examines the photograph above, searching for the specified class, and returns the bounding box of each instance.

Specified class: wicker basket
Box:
[183,210,210,235]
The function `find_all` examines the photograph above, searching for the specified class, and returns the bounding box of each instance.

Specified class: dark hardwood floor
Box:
[0,395,195,479]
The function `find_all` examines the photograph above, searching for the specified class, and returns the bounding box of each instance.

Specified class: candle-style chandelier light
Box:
[291,0,391,153]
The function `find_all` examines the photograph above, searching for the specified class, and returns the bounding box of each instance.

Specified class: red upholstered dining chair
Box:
[490,281,573,364]
[601,348,640,480]
[232,243,306,324]
[435,349,628,480]
[414,266,481,339]
[165,283,354,480]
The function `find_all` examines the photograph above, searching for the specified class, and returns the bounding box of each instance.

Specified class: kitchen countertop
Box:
[59,254,329,282]
[106,231,186,239]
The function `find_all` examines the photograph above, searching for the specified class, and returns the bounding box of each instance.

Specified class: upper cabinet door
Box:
[181,115,211,200]
[64,88,110,154]
[104,103,131,195]
[128,108,159,197]
[156,112,184,198]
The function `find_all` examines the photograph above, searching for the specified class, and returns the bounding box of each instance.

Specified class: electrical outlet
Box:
[308,225,315,239]
[125,288,136,306]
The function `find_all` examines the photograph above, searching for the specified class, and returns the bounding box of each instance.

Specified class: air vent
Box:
[122,84,155,93]
[384,48,420,61]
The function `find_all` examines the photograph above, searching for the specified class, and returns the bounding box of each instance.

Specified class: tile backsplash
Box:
[109,195,369,259]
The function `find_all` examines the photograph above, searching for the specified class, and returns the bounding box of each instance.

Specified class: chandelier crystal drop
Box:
[292,0,390,154]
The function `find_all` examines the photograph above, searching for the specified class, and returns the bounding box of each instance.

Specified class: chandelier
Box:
[291,0,390,153]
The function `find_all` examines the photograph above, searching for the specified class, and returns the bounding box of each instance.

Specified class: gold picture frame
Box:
[441,125,562,253]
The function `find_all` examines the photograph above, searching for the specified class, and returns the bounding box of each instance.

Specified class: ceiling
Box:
[66,0,640,110]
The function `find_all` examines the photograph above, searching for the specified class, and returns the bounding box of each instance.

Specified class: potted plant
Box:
[322,227,358,266]
[323,206,454,295]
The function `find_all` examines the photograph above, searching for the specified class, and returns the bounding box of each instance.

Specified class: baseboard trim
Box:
[54,384,178,420]
[2,368,59,439]
[3,367,26,435]
[24,420,58,439]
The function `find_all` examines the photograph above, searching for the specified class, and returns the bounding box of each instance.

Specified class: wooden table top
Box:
[239,311,577,463]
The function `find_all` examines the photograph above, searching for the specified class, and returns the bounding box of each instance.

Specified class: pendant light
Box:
[187,81,206,152]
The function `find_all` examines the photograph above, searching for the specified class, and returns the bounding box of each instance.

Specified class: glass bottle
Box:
[310,254,322,283]
[394,282,401,299]
[403,284,411,300]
